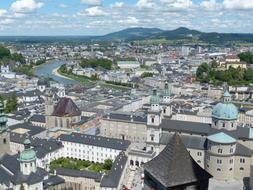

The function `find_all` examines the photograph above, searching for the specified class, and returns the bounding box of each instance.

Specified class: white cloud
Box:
[118,16,139,25]
[0,19,15,25]
[223,0,253,9]
[80,0,102,6]
[111,2,124,8]
[137,0,155,8]
[171,0,193,9]
[82,6,108,16]
[200,0,221,10]
[10,0,44,13]
[59,4,68,8]
[0,9,7,17]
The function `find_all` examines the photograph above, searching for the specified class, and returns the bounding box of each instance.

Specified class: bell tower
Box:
[161,81,172,117]
[0,101,10,157]
[146,88,162,153]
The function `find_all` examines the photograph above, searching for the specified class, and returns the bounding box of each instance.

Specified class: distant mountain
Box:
[94,27,253,44]
[0,27,252,44]
[95,27,164,41]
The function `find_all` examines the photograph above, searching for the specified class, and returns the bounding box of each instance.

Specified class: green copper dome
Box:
[208,132,236,144]
[150,88,160,104]
[19,138,36,162]
[212,91,238,120]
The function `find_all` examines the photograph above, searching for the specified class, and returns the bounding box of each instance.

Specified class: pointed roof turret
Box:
[144,133,212,188]
[150,88,160,105]
[163,81,171,97]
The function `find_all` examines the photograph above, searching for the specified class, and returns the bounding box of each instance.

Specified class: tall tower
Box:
[161,81,172,117]
[18,138,37,175]
[44,89,55,116]
[0,101,10,157]
[146,88,162,153]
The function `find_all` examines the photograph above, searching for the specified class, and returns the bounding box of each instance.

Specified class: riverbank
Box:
[52,67,74,80]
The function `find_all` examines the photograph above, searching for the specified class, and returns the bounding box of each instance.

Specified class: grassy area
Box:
[57,66,94,84]
[50,157,113,174]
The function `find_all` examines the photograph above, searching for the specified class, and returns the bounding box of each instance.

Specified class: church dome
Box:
[19,138,36,162]
[20,149,36,162]
[212,91,238,120]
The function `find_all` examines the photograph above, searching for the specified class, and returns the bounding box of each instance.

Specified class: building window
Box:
[229,159,233,164]
[3,138,6,144]
[240,158,245,163]
[230,148,233,153]
[206,164,209,168]
[217,159,222,164]
[151,118,154,123]
[240,167,244,170]
[223,123,225,128]
[197,152,202,156]
[217,168,221,171]
[163,108,166,114]
[218,149,223,154]
[151,135,154,141]
[197,160,201,163]
[229,168,233,171]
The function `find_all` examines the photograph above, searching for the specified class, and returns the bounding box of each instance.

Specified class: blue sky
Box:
[0,0,252,36]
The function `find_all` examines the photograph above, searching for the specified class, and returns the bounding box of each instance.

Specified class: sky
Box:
[0,0,252,36]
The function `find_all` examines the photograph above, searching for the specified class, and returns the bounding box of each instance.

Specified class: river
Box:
[34,60,78,85]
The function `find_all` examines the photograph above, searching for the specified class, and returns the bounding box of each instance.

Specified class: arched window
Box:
[217,168,221,171]
[240,167,244,170]
[60,118,63,128]
[66,119,70,128]
[55,118,58,127]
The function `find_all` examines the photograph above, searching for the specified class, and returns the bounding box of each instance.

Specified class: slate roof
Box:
[144,133,212,188]
[160,133,207,150]
[10,133,63,159]
[9,122,46,137]
[160,133,253,157]
[100,152,128,188]
[0,154,46,186]
[29,114,46,123]
[58,133,130,151]
[52,97,81,117]
[103,112,147,123]
[160,119,252,141]
[43,175,65,189]
[53,168,102,182]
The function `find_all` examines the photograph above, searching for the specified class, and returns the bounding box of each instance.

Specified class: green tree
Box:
[5,94,18,113]
[0,46,11,59]
[103,159,113,170]
[238,52,253,64]
[140,72,153,78]
[11,53,25,64]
